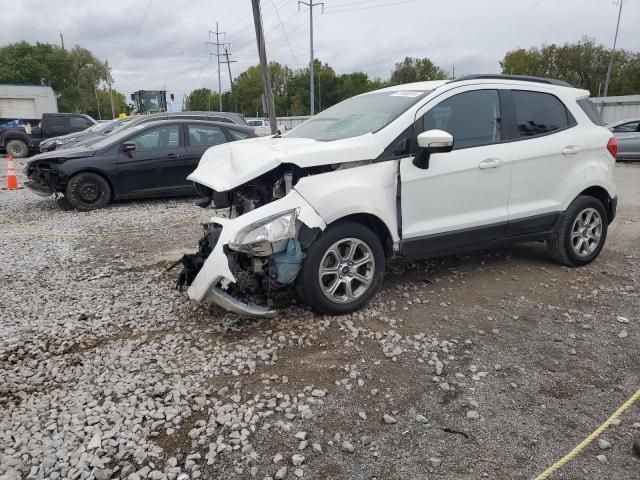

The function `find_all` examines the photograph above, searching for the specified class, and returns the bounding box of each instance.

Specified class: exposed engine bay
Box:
[176,164,330,308]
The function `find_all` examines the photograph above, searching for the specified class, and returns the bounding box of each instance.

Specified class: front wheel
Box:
[65,172,112,211]
[297,221,385,315]
[547,195,608,267]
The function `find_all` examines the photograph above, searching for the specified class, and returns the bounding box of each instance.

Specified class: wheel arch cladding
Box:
[579,186,613,223]
[329,213,394,258]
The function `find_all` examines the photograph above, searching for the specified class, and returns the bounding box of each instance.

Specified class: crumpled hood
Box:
[187,134,382,192]
[25,146,96,166]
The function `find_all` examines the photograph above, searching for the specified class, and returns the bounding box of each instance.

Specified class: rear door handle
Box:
[478,158,503,169]
[562,146,581,155]
[167,153,179,159]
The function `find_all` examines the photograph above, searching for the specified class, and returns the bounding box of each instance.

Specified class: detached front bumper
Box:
[186,189,326,317]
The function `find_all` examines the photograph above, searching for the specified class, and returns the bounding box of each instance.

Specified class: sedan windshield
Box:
[286,90,430,141]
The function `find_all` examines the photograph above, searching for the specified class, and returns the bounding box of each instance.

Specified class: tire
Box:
[65,172,111,211]
[296,221,385,315]
[56,196,74,211]
[547,195,608,267]
[6,139,29,158]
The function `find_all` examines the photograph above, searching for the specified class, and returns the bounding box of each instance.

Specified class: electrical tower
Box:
[221,46,237,112]
[298,0,324,116]
[205,22,228,112]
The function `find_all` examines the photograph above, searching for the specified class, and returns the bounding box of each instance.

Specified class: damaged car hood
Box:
[25,146,96,165]
[187,134,382,192]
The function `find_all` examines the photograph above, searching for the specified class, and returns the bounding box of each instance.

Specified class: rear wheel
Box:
[296,221,385,314]
[6,139,29,158]
[547,195,608,266]
[65,172,111,211]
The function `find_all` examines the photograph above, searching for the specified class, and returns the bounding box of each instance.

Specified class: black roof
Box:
[449,74,574,88]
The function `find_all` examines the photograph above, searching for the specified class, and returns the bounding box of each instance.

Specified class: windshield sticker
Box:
[390,91,422,98]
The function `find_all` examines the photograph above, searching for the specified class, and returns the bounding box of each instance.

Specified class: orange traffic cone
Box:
[5,155,19,190]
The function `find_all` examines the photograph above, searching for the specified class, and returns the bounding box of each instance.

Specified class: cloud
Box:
[2,0,639,113]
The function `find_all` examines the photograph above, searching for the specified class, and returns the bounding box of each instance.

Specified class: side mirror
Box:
[413,129,454,169]
[417,129,454,152]
[122,142,136,153]
[170,93,175,101]
[130,93,135,101]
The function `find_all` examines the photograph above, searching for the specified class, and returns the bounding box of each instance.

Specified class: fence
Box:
[591,95,640,124]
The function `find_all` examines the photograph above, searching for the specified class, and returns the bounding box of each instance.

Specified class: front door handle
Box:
[167,153,179,159]
[562,146,581,155]
[478,158,503,169]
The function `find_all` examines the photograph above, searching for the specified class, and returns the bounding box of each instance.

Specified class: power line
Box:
[123,0,153,59]
[206,23,228,111]
[299,0,325,115]
[271,0,300,67]
[323,0,415,13]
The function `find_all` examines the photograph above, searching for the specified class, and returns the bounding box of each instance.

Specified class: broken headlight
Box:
[229,209,299,255]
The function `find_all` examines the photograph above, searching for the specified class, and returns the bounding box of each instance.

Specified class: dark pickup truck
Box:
[0,113,97,158]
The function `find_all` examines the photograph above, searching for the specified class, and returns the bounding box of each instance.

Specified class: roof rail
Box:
[449,74,574,88]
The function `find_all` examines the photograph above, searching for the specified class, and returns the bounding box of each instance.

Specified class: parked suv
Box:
[178,75,618,317]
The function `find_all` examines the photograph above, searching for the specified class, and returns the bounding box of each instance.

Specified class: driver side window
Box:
[129,125,180,151]
[422,90,501,149]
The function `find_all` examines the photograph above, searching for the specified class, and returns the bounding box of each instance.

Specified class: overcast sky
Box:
[2,0,639,112]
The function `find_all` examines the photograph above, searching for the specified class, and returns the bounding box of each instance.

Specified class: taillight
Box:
[607,136,618,158]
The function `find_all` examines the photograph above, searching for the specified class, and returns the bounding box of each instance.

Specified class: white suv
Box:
[179,75,618,317]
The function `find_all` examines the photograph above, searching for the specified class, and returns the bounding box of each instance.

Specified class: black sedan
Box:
[24,119,256,211]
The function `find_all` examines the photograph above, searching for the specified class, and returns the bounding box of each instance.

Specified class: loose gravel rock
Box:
[1,163,639,480]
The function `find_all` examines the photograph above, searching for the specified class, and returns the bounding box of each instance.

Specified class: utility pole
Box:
[602,0,624,113]
[206,22,227,112]
[59,32,65,50]
[298,0,324,116]
[222,46,238,112]
[251,0,278,134]
[105,60,115,119]
[94,86,102,120]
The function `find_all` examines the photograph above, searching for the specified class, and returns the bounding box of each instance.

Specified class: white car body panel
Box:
[187,134,384,192]
[294,161,400,241]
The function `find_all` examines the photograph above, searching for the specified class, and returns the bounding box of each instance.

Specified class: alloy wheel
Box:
[571,207,602,257]
[318,237,375,304]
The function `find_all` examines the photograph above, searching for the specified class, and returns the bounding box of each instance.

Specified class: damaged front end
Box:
[23,161,68,197]
[177,165,326,317]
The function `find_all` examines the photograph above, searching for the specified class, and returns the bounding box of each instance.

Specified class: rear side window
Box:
[227,129,251,140]
[512,91,574,137]
[187,124,226,146]
[577,99,605,126]
[47,116,66,128]
[70,116,91,129]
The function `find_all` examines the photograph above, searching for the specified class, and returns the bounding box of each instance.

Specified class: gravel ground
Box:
[1,160,639,480]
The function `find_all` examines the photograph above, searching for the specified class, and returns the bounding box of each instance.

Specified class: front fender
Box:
[293,161,400,242]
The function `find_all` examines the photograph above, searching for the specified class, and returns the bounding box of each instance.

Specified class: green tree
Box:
[500,38,640,96]
[389,57,448,85]
[88,88,130,119]
[0,41,119,114]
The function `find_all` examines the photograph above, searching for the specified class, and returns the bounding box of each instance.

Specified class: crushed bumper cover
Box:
[186,189,326,317]
[24,181,54,197]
